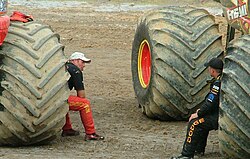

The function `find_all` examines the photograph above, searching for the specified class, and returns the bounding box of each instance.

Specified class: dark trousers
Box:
[181,117,214,157]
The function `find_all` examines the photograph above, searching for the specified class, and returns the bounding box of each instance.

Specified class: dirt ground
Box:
[1,0,228,158]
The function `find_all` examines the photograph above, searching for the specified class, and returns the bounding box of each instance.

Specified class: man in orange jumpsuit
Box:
[62,52,104,141]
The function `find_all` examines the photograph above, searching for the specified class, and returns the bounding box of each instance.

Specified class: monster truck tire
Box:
[132,6,223,120]
[0,21,70,146]
[219,35,250,158]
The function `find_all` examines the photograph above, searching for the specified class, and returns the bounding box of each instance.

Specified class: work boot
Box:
[61,129,80,137]
[171,154,194,159]
[85,133,104,141]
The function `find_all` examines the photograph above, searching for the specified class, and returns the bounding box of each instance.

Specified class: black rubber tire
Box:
[132,6,223,120]
[219,35,250,158]
[0,21,70,146]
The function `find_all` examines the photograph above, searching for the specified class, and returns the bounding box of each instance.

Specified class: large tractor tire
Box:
[0,21,70,146]
[132,6,223,120]
[219,35,250,158]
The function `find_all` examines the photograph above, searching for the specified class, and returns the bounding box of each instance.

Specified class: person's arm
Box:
[197,81,221,117]
[77,90,86,98]
[189,112,198,121]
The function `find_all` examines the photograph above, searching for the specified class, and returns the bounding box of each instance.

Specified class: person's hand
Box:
[189,113,198,122]
[196,109,200,113]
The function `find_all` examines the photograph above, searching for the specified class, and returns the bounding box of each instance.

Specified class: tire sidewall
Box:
[131,20,154,106]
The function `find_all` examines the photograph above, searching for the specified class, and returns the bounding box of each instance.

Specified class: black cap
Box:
[204,58,223,70]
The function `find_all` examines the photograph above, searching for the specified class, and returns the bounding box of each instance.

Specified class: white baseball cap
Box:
[69,52,91,63]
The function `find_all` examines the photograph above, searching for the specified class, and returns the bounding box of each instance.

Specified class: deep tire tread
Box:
[132,6,223,120]
[219,35,250,158]
[0,21,69,146]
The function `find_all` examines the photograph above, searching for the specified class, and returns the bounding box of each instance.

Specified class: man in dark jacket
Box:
[171,58,224,159]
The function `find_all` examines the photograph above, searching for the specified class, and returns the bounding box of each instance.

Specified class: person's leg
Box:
[181,118,206,158]
[67,95,104,140]
[62,113,72,130]
[62,113,80,136]
[171,118,204,159]
[195,130,209,156]
[67,95,96,134]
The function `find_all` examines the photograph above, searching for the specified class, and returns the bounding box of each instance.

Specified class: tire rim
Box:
[138,40,151,88]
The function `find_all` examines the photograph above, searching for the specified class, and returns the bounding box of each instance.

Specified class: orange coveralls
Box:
[63,96,96,135]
